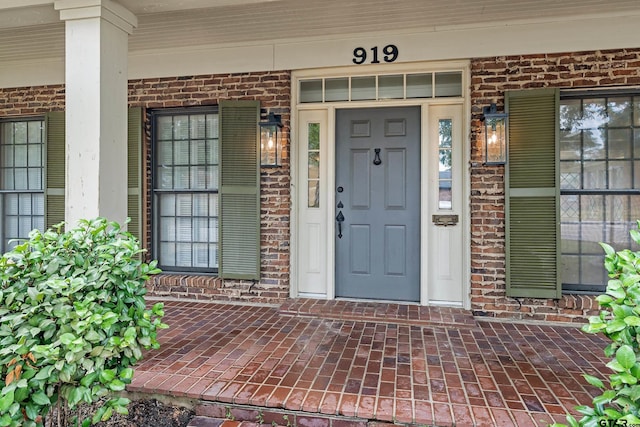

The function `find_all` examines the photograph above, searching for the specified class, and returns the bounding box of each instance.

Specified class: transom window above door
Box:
[299,72,462,103]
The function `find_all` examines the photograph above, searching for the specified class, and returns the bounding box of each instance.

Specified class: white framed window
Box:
[0,118,45,251]
[152,108,219,272]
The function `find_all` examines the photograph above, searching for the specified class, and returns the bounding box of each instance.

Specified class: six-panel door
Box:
[335,107,421,302]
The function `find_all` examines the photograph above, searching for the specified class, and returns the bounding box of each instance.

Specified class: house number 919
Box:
[352,45,398,65]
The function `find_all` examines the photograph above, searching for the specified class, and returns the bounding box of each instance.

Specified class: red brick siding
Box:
[470,48,640,322]
[0,73,290,304]
[0,85,66,115]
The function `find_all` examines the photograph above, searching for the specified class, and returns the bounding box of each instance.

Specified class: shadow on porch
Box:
[129,298,608,427]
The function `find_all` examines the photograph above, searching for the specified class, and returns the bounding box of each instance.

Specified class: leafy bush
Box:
[0,218,166,427]
[553,223,640,427]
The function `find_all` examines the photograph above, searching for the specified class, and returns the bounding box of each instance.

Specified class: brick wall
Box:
[0,72,291,305]
[470,48,640,322]
[128,71,292,304]
[0,85,65,115]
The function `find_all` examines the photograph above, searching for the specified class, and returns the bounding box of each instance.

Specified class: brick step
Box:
[194,401,424,427]
[188,416,286,427]
[279,298,478,329]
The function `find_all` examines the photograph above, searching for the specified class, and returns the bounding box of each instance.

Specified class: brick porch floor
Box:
[129,299,609,427]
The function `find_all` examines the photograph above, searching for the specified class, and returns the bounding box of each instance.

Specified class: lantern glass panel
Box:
[261,123,281,167]
[485,117,506,164]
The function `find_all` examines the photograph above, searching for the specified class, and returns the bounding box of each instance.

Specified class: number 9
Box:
[383,44,398,63]
[352,47,366,65]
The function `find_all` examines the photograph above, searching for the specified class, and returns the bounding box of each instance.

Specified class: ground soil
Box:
[45,398,195,427]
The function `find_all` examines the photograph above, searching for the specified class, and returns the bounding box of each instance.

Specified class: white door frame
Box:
[290,61,471,308]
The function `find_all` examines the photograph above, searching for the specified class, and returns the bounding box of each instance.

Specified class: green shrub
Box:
[553,223,640,427]
[0,218,166,427]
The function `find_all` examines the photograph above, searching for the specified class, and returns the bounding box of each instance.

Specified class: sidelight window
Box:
[438,119,453,210]
[307,123,320,208]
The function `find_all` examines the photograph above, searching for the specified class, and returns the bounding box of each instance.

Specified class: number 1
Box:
[370,46,380,64]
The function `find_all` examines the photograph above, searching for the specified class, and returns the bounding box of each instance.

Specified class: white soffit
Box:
[129,0,640,51]
[2,0,640,59]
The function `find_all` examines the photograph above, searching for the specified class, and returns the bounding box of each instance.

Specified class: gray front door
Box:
[335,107,421,302]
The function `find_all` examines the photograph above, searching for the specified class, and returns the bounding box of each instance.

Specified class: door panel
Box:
[350,225,371,274]
[351,150,371,208]
[386,149,407,208]
[335,107,420,302]
[384,225,406,276]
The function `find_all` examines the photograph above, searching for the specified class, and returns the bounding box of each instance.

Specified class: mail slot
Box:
[432,214,459,226]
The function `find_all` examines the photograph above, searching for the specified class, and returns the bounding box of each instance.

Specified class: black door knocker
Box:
[373,148,382,166]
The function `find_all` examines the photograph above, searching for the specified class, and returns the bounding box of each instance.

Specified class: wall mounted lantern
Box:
[482,103,508,165]
[260,112,283,167]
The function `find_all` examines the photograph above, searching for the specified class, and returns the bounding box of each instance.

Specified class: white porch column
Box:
[54,0,137,228]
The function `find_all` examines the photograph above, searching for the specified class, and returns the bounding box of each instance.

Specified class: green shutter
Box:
[219,100,260,279]
[45,111,65,229]
[128,107,143,245]
[505,89,561,299]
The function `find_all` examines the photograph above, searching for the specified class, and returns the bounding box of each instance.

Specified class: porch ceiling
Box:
[2,0,640,64]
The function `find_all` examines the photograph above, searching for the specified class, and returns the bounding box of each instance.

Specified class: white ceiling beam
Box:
[0,0,53,10]
[127,0,285,14]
